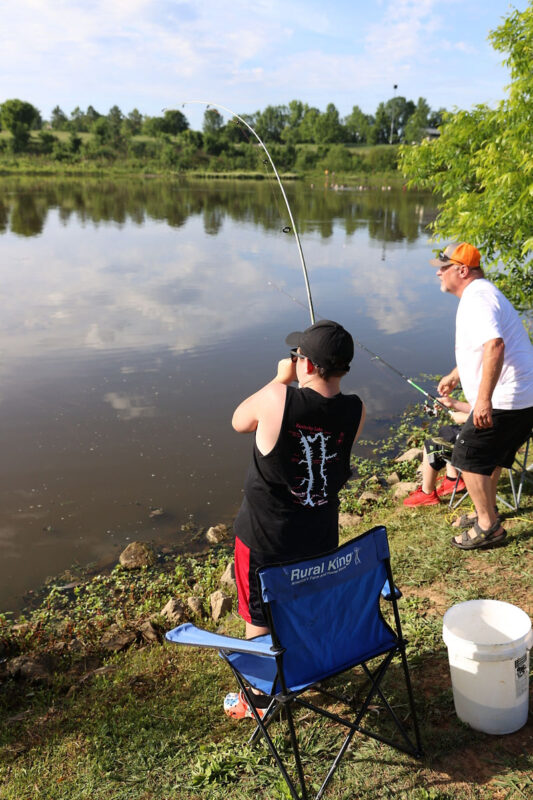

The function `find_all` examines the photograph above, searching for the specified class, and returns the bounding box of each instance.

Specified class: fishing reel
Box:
[423,399,439,417]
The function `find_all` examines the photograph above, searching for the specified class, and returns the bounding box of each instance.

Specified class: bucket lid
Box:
[443,600,533,662]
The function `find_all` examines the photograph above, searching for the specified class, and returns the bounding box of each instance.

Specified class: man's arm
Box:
[472,337,505,429]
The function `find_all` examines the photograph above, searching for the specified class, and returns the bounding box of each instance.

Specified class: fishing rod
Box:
[353,342,449,414]
[267,279,449,415]
[177,100,316,325]
[177,101,447,415]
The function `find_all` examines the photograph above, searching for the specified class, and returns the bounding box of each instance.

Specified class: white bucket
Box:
[442,599,533,735]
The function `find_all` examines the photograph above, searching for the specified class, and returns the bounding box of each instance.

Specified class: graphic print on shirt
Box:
[291,428,338,507]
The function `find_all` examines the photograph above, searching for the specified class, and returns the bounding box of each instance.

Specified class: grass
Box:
[1,421,532,799]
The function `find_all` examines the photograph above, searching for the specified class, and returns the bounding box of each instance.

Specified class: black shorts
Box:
[451,407,533,476]
[425,425,461,471]
[234,537,269,627]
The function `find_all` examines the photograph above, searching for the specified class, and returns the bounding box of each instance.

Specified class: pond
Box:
[0,176,457,611]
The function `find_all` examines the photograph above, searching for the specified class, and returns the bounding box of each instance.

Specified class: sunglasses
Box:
[290,348,307,363]
[438,261,461,272]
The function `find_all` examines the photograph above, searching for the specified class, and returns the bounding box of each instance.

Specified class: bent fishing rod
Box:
[177,101,446,414]
[177,100,315,324]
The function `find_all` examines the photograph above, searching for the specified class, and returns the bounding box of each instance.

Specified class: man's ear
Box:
[305,358,315,375]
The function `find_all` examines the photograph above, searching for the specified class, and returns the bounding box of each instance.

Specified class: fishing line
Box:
[178,100,316,324]
[266,279,450,414]
[228,116,293,243]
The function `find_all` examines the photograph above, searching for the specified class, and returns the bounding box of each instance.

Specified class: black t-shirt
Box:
[234,385,363,558]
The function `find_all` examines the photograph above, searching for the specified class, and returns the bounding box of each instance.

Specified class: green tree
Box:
[50,105,69,130]
[344,105,372,144]
[86,105,101,126]
[144,109,189,137]
[281,100,306,143]
[69,106,86,132]
[370,102,390,144]
[221,118,244,143]
[403,97,431,144]
[69,105,100,132]
[104,105,125,149]
[0,99,42,152]
[314,103,344,143]
[385,96,415,143]
[203,108,224,135]
[428,108,446,128]
[298,107,321,143]
[107,105,123,131]
[178,129,203,149]
[254,105,288,142]
[143,115,165,136]
[91,116,111,143]
[161,109,189,135]
[122,108,143,136]
[399,3,533,307]
[38,130,56,154]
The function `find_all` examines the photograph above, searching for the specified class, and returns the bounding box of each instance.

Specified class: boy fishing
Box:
[224,319,365,719]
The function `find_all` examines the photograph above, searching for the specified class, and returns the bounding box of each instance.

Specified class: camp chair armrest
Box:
[165,622,282,657]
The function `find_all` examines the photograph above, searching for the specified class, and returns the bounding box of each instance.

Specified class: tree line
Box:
[0,96,445,171]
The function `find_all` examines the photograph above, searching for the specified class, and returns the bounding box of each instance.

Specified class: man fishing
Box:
[224,319,365,720]
[430,242,533,550]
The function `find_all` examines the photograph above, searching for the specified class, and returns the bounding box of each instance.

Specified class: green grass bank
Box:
[1,412,532,799]
[0,131,402,185]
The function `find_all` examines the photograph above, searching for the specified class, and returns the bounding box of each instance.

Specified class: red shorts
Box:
[234,537,268,627]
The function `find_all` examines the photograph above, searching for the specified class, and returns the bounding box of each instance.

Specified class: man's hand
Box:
[473,399,493,429]
[437,369,459,396]
[274,357,297,385]
[473,338,504,429]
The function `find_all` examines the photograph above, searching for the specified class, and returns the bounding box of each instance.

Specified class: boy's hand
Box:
[275,357,297,385]
[437,395,455,409]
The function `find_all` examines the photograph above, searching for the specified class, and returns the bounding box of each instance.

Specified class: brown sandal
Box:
[451,519,507,550]
[452,507,500,529]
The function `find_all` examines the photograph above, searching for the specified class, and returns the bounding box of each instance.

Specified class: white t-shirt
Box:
[455,279,533,409]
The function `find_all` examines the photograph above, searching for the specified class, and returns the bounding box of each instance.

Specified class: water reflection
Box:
[0,178,450,611]
[0,177,436,241]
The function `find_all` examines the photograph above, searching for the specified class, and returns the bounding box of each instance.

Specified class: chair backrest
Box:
[258,526,398,693]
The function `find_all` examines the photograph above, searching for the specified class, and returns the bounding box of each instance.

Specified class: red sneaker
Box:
[224,690,266,720]
[436,476,466,497]
[403,487,440,507]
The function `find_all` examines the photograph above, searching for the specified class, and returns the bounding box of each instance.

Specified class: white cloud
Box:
[0,0,525,127]
[104,392,156,420]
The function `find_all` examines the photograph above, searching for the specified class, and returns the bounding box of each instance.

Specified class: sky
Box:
[0,0,528,131]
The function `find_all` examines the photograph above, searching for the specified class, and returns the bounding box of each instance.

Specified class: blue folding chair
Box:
[166,525,422,799]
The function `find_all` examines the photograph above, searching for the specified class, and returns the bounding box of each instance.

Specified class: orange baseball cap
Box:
[429,242,481,268]
[450,242,481,267]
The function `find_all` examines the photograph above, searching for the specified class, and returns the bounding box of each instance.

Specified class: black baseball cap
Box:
[285,319,354,371]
